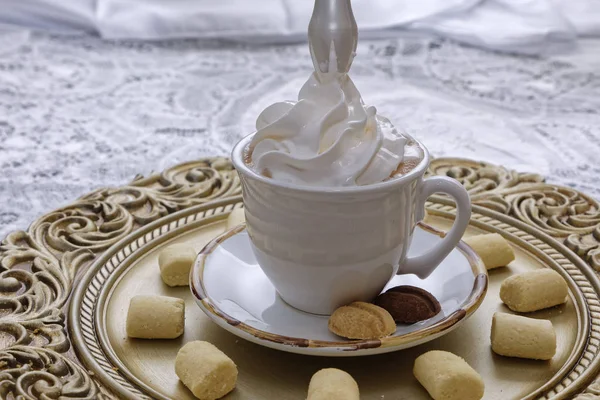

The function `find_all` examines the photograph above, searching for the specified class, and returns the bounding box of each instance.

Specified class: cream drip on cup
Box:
[246,0,422,188]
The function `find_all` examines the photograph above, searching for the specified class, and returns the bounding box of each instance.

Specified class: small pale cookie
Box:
[463,233,515,269]
[328,302,396,339]
[307,368,359,400]
[227,207,245,229]
[126,295,184,339]
[500,269,568,312]
[158,244,196,287]
[175,341,237,400]
[491,312,556,360]
[414,350,484,400]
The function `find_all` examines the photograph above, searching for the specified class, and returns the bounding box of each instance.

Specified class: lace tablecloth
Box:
[1,29,599,238]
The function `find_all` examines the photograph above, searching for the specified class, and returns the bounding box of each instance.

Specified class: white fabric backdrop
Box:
[0,0,599,54]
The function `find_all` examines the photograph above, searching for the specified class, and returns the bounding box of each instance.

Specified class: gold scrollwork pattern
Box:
[0,346,109,399]
[427,158,600,400]
[0,157,240,398]
[428,158,600,271]
[0,156,599,398]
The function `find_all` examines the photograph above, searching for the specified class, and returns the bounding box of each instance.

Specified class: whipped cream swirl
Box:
[248,72,413,187]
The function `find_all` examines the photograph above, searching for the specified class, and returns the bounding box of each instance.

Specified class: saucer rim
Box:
[190,222,488,355]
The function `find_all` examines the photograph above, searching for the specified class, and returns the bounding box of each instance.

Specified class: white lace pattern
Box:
[0,30,599,237]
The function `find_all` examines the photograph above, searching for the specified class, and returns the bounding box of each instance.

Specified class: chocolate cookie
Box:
[375,286,441,324]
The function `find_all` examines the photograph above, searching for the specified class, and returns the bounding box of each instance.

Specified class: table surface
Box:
[1,29,599,237]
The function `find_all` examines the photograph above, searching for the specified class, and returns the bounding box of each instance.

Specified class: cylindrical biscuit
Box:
[500,269,568,312]
[126,295,184,339]
[175,341,237,400]
[227,208,245,229]
[491,312,556,360]
[158,244,197,287]
[463,233,515,269]
[307,368,359,400]
[413,350,484,400]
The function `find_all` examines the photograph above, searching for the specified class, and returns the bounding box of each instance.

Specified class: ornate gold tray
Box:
[2,157,600,400]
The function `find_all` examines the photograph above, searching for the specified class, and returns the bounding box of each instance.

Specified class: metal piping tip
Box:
[308,0,358,75]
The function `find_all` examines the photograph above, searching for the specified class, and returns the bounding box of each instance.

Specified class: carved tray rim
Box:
[69,195,600,400]
[2,156,600,400]
[69,196,241,400]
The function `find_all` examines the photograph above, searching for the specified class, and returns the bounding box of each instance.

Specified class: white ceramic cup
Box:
[231,134,471,315]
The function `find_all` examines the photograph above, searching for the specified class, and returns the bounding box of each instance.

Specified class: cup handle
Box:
[399,176,471,279]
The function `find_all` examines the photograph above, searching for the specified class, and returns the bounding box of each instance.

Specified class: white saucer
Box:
[191,223,487,357]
